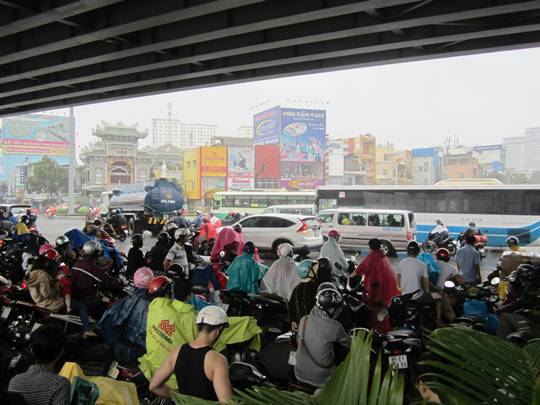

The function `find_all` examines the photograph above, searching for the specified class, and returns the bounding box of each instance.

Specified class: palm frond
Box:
[172,330,404,405]
[422,326,540,405]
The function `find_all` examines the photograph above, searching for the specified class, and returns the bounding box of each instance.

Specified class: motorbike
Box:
[458,231,488,259]
[422,233,458,255]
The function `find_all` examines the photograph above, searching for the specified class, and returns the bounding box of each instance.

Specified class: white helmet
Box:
[174,228,191,241]
[196,306,229,327]
[277,243,293,258]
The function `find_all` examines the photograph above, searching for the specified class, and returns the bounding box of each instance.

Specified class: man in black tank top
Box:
[149,306,232,403]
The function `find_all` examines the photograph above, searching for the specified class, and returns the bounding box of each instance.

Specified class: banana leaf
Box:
[421,326,540,405]
[172,330,404,404]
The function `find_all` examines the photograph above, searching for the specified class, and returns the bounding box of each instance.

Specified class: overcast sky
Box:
[5,46,540,151]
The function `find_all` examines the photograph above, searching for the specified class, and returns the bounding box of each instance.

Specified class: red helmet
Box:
[147,276,170,296]
[328,229,341,240]
[203,215,210,223]
[436,248,450,262]
[39,243,55,256]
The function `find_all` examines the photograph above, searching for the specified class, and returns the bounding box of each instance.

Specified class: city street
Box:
[37,216,500,278]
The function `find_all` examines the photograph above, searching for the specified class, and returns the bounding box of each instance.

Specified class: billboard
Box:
[228,146,254,190]
[255,145,280,179]
[2,114,70,156]
[201,146,227,176]
[253,106,280,145]
[280,108,325,162]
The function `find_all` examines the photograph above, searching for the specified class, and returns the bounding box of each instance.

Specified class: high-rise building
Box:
[237,125,253,138]
[502,136,526,173]
[524,127,540,173]
[152,118,217,149]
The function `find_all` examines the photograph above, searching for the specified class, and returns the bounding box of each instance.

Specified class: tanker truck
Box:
[107,179,185,235]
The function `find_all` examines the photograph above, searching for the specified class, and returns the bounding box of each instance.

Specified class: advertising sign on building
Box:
[255,145,280,179]
[2,114,70,185]
[279,108,326,189]
[201,146,227,176]
[228,146,254,190]
[253,106,280,145]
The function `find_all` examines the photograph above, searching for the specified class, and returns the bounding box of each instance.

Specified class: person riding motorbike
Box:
[71,240,123,338]
[147,232,170,273]
[294,283,351,388]
[139,278,262,391]
[170,209,190,229]
[289,259,320,330]
[127,234,145,279]
[149,305,232,402]
[225,241,267,294]
[210,227,242,264]
[351,238,400,333]
[55,235,77,267]
[319,230,348,279]
[24,208,37,226]
[429,219,449,245]
[163,228,190,276]
[506,236,521,252]
[98,266,155,365]
[107,208,128,236]
[260,243,301,301]
[191,210,204,230]
[25,251,65,313]
[92,219,115,239]
[195,216,217,253]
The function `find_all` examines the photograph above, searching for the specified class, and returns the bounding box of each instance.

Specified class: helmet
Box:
[174,228,191,241]
[468,222,476,227]
[131,234,143,244]
[82,240,103,257]
[196,305,229,327]
[297,259,319,279]
[316,257,333,276]
[406,241,420,255]
[203,215,210,223]
[86,224,98,235]
[148,276,171,296]
[229,212,236,217]
[243,241,256,255]
[196,210,202,215]
[435,219,442,225]
[158,232,170,244]
[20,215,28,223]
[44,249,59,261]
[328,229,341,241]
[315,285,343,312]
[55,235,70,248]
[39,243,55,256]
[515,264,540,283]
[436,248,450,262]
[506,236,519,247]
[168,263,187,279]
[233,223,242,233]
[277,243,293,258]
[93,219,102,226]
[133,267,154,289]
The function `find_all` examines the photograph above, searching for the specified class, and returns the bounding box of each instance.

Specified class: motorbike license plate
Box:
[107,361,120,379]
[288,351,297,366]
[1,306,11,321]
[388,355,408,369]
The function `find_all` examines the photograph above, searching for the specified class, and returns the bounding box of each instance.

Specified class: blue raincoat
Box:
[418,252,440,284]
[226,253,267,294]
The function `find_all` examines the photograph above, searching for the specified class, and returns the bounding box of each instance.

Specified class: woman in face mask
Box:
[288,259,320,330]
[260,243,301,301]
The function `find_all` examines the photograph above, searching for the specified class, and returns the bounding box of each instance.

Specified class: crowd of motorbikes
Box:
[0,213,539,404]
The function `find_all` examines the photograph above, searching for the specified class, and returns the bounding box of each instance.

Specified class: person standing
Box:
[127,234,145,279]
[456,235,481,285]
[163,228,190,276]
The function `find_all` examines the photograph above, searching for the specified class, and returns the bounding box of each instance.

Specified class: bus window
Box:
[250,196,268,208]
[319,198,337,210]
[269,195,288,205]
[224,196,235,207]
[234,196,250,208]
[211,199,221,210]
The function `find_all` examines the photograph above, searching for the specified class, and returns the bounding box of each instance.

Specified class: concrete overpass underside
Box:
[1,0,540,117]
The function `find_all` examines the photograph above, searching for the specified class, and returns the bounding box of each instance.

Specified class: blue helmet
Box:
[297,259,318,279]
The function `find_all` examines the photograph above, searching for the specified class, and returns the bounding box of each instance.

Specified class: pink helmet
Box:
[133,267,154,289]
[39,243,55,256]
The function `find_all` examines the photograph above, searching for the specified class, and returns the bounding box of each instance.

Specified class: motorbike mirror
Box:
[219,251,226,258]
[444,280,455,289]
[491,277,501,286]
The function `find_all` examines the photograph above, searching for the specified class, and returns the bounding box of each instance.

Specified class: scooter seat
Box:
[251,293,284,306]
[387,328,418,339]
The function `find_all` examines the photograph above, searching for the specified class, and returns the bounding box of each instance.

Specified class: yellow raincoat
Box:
[138,298,262,389]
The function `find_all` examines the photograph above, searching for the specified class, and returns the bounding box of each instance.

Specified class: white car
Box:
[234,213,323,254]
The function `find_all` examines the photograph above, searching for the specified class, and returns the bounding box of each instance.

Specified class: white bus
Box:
[211,190,315,218]
[316,185,540,247]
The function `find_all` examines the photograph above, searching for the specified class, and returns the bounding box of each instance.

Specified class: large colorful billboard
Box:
[228,146,254,190]
[253,106,280,145]
[255,145,280,179]
[2,114,71,186]
[280,108,325,162]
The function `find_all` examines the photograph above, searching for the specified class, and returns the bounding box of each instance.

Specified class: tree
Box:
[25,157,68,198]
[172,331,404,405]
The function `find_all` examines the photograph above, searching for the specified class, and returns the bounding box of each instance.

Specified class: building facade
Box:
[503,136,526,173]
[524,127,540,173]
[472,144,503,176]
[152,118,218,149]
[183,146,227,205]
[237,125,253,138]
[442,151,480,179]
[376,143,412,185]
[412,147,442,185]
